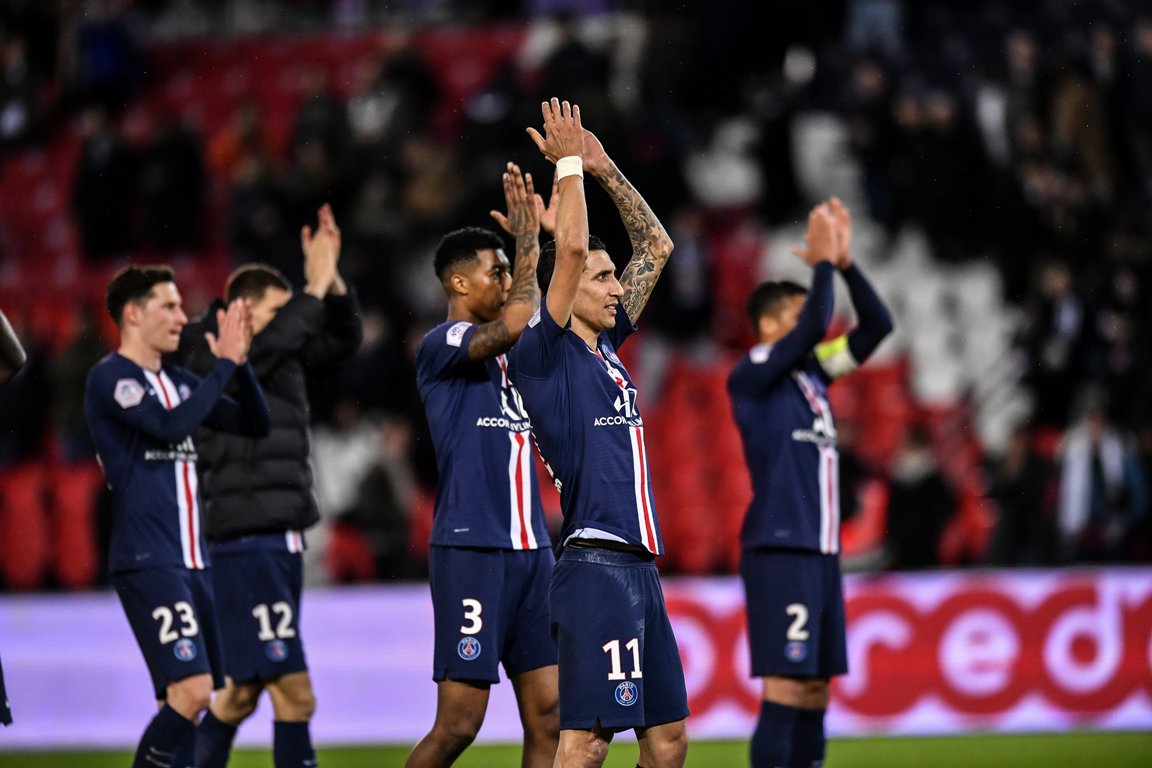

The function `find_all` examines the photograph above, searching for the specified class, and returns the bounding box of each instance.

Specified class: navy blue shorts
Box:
[550,546,689,731]
[112,567,225,699]
[740,548,848,679]
[210,546,308,684]
[429,546,557,683]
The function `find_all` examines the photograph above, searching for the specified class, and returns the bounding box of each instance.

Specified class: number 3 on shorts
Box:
[460,598,483,635]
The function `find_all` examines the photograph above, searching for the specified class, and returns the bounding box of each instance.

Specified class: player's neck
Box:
[446,301,487,326]
[118,339,163,372]
[571,316,600,349]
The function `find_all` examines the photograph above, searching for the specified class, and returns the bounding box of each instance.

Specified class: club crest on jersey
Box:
[445,321,471,348]
[614,681,638,707]
[173,638,197,662]
[178,383,191,400]
[266,640,289,662]
[458,636,482,661]
[114,378,146,409]
[785,641,808,662]
[600,345,621,365]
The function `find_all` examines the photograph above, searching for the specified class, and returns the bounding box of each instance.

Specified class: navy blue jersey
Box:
[416,321,548,550]
[85,353,269,573]
[507,302,661,554]
[727,262,893,555]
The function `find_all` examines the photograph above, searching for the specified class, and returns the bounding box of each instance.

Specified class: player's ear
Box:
[756,313,776,342]
[449,271,469,297]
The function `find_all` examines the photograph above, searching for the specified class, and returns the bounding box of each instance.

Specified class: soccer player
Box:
[506,98,688,768]
[409,162,557,768]
[177,204,361,768]
[0,307,26,727]
[727,198,893,768]
[85,266,270,768]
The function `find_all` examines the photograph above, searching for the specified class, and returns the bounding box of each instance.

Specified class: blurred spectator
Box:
[1017,261,1086,428]
[228,155,299,281]
[138,115,205,252]
[334,417,420,580]
[1057,389,1148,563]
[986,423,1059,566]
[47,307,107,463]
[71,105,137,261]
[66,0,141,113]
[292,68,351,166]
[347,39,439,159]
[0,36,42,147]
[885,426,955,569]
[0,313,48,466]
[208,99,279,180]
[1124,17,1152,203]
[845,0,903,59]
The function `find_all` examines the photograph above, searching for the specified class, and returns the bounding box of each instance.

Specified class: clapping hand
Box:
[206,298,253,365]
[490,162,542,239]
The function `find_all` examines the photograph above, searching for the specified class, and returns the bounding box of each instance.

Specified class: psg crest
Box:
[266,640,289,662]
[173,638,197,662]
[785,641,808,662]
[457,636,482,661]
[614,681,638,707]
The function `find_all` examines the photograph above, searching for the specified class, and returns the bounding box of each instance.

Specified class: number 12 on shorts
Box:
[603,637,643,680]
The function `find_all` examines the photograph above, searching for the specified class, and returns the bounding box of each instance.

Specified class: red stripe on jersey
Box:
[155,373,200,569]
[634,427,658,553]
[513,432,530,549]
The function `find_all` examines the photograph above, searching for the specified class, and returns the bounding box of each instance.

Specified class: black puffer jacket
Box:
[177,291,362,542]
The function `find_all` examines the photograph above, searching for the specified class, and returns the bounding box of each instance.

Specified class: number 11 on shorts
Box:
[603,637,642,680]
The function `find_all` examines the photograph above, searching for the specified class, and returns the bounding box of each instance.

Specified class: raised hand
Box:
[792,203,838,267]
[526,97,584,164]
[580,128,613,179]
[537,169,560,235]
[301,203,340,297]
[206,298,253,365]
[828,196,852,268]
[490,162,541,239]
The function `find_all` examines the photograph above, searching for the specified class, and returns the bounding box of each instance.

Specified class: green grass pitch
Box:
[1,732,1150,767]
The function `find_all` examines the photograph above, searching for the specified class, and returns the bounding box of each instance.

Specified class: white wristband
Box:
[556,155,583,180]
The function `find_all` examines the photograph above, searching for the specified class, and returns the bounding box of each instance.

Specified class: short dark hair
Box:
[537,235,609,294]
[745,280,808,332]
[226,263,292,302]
[433,227,505,282]
[105,265,176,326]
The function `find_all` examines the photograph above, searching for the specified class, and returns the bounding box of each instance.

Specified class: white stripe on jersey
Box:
[795,372,840,556]
[507,431,536,550]
[628,426,659,554]
[146,369,205,569]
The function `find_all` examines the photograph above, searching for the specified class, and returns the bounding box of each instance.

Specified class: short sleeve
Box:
[417,321,480,383]
[508,301,568,380]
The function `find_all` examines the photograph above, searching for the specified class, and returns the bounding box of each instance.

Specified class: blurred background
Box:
[0,0,1151,759]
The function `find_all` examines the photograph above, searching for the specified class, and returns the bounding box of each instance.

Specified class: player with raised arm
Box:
[178,204,362,768]
[0,307,26,727]
[727,198,893,768]
[84,266,270,768]
[408,162,558,768]
[506,98,688,768]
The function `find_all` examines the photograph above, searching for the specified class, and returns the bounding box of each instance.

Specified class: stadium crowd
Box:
[1,0,1151,590]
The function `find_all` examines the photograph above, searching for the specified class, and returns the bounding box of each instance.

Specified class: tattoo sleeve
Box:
[466,232,541,361]
[596,165,674,324]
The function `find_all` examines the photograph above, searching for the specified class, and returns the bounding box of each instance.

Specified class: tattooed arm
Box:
[466,162,543,361]
[582,129,674,325]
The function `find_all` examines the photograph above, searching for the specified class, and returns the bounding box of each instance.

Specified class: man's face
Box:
[573,250,624,333]
[137,282,187,354]
[250,286,292,335]
[758,294,805,343]
[461,248,511,322]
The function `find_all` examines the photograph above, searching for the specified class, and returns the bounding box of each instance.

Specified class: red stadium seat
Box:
[0,463,51,589]
[50,462,103,589]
